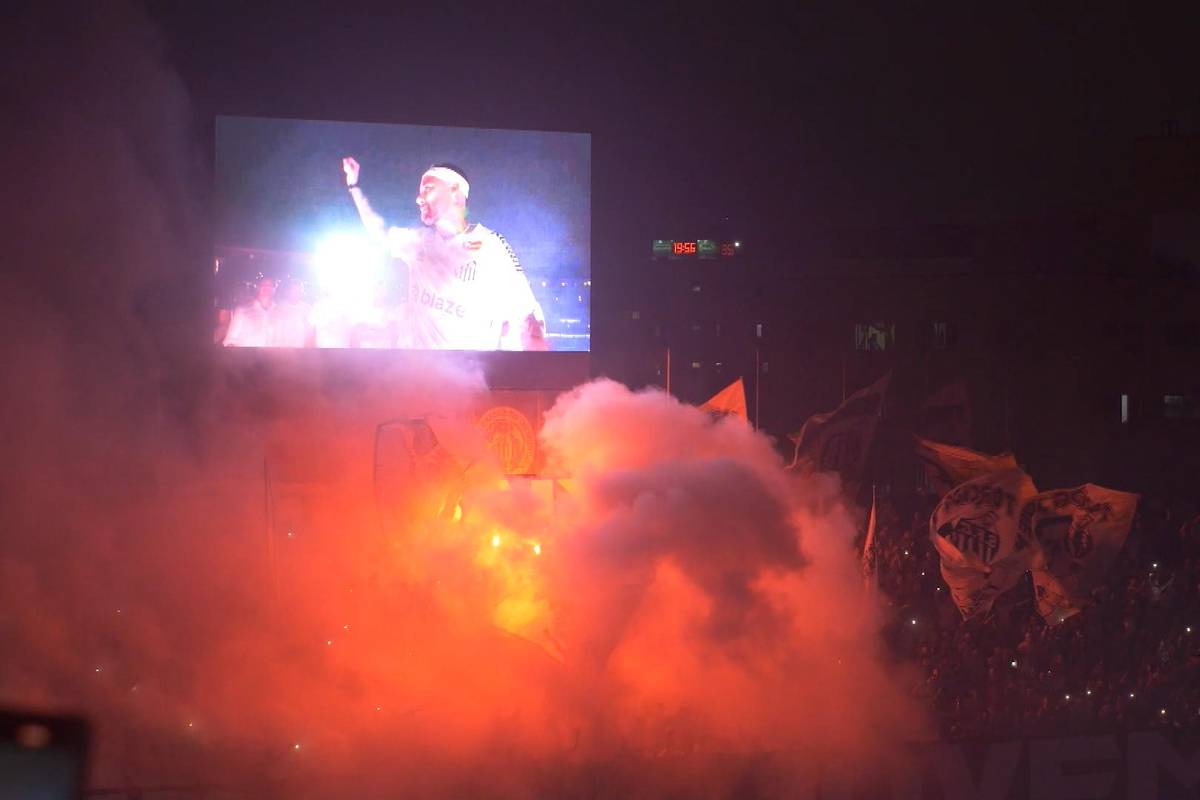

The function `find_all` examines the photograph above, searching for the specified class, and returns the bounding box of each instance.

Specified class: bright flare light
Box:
[311,231,389,320]
[313,232,386,287]
[491,534,501,548]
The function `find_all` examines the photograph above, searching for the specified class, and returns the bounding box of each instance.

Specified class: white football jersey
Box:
[387,223,544,351]
[222,300,271,347]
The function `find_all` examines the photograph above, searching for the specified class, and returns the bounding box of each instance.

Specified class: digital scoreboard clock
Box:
[651,240,741,260]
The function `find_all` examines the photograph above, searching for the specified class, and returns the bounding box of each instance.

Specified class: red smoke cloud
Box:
[0,370,928,795]
[537,382,927,770]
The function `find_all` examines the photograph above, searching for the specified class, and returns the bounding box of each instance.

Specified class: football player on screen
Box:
[341,157,548,351]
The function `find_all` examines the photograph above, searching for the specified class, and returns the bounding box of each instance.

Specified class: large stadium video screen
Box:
[214,116,590,352]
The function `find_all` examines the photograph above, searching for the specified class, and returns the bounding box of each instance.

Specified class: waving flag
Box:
[914,435,1019,498]
[789,373,890,488]
[1021,485,1139,624]
[919,379,972,446]
[930,468,1038,620]
[862,488,879,591]
[701,377,748,421]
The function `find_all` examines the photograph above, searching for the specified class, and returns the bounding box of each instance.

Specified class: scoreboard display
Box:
[652,240,741,260]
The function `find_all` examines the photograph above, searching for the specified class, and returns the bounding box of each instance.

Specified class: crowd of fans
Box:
[869,488,1200,740]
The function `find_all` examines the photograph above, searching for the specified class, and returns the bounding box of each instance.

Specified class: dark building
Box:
[612,133,1200,500]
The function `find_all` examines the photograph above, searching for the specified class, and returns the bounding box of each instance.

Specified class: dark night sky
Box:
[150,1,1198,226]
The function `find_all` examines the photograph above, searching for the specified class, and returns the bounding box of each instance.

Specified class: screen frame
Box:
[212,114,592,355]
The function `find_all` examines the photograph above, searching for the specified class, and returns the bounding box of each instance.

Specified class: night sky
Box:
[150,2,1198,228]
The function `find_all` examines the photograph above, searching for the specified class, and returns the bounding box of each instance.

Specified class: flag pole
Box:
[754,346,761,431]
[263,458,280,613]
[841,350,847,403]
[665,346,671,396]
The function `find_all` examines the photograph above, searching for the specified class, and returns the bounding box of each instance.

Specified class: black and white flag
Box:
[930,468,1038,620]
[1021,485,1139,625]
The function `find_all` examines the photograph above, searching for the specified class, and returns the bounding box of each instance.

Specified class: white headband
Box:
[422,167,470,199]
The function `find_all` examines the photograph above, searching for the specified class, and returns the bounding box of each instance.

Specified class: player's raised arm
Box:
[343,157,388,245]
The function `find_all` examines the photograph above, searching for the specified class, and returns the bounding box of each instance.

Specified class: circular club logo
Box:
[476,405,536,475]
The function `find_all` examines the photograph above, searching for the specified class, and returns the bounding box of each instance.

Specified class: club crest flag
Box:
[930,468,1038,620]
[1021,485,1139,625]
[701,377,748,421]
[789,373,890,485]
[914,435,1019,498]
